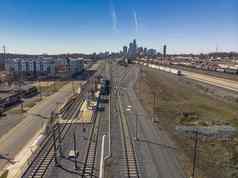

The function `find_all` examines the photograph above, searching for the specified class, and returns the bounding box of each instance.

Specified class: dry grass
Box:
[135,66,238,178]
[37,81,68,94]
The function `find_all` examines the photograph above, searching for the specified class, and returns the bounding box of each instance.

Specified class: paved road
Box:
[109,63,185,178]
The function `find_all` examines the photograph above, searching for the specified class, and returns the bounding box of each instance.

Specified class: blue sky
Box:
[0,0,237,54]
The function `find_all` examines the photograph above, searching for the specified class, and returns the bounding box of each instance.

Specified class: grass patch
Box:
[137,66,238,178]
[0,170,8,178]
[38,81,68,94]
[24,102,36,108]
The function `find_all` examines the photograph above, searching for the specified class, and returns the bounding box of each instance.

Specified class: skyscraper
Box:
[163,45,167,59]
[128,39,137,60]
[123,46,128,57]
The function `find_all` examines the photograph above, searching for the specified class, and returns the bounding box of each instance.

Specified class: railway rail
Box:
[19,62,106,178]
[81,93,101,178]
[22,95,84,178]
[117,91,140,178]
[111,64,140,178]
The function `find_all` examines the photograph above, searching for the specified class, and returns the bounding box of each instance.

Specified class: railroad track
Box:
[22,62,107,178]
[117,91,140,178]
[22,95,84,178]
[81,94,101,178]
[112,65,140,178]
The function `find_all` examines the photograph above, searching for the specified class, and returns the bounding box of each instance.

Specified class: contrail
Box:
[112,8,118,32]
[133,10,138,33]
[110,1,118,32]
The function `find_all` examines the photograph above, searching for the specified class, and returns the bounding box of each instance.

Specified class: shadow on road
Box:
[138,139,177,151]
[0,153,16,164]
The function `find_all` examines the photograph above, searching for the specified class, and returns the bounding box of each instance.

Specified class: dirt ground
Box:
[36,81,68,95]
[134,66,238,178]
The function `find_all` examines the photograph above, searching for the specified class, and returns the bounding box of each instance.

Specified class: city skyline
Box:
[0,0,237,54]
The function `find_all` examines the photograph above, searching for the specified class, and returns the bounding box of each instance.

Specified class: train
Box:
[100,79,110,95]
[0,93,22,110]
[20,86,38,98]
[0,86,38,113]
[137,59,238,76]
[143,62,182,75]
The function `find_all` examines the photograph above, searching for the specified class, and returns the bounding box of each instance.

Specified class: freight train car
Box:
[224,68,238,74]
[0,93,21,109]
[21,86,38,98]
[100,79,110,95]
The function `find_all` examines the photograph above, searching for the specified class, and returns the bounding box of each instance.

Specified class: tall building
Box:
[144,48,147,56]
[1,45,6,70]
[163,45,167,59]
[133,39,137,49]
[123,46,128,57]
[137,47,144,56]
[128,39,137,60]
[147,49,157,57]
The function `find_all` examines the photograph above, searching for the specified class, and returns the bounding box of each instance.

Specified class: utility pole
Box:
[192,130,199,178]
[2,45,6,70]
[19,71,24,113]
[73,131,78,170]
[139,66,141,97]
[57,122,63,157]
[71,80,75,94]
[152,91,156,123]
[52,124,59,166]
[51,111,59,167]
[134,113,138,141]
[53,80,56,93]
[38,79,42,100]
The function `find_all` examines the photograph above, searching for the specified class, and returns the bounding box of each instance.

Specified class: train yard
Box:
[1,59,238,178]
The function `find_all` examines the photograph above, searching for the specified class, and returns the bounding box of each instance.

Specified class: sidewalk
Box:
[4,129,44,178]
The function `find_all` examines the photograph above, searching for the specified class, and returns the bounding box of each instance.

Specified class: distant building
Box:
[147,48,157,57]
[144,48,147,56]
[128,39,137,60]
[5,57,84,79]
[137,47,144,56]
[123,46,128,57]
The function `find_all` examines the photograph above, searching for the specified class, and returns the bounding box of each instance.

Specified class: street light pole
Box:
[152,92,156,123]
[52,124,59,166]
[38,79,42,100]
[192,130,199,178]
[57,122,63,157]
[134,113,138,141]
[72,80,75,94]
[73,131,78,170]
